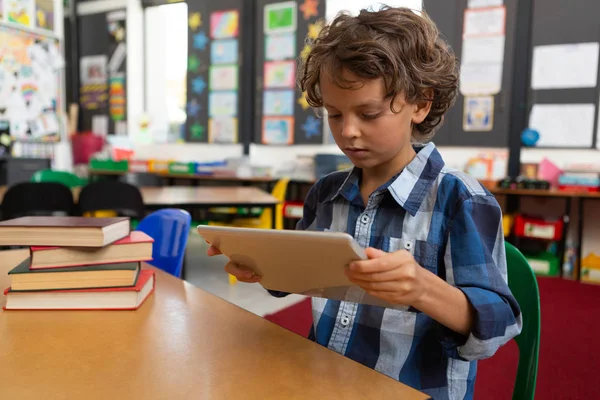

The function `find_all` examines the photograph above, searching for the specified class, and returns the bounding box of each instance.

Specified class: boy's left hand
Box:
[345,247,427,306]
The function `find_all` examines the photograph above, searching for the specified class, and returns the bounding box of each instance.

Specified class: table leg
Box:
[271,205,277,229]
[576,198,585,281]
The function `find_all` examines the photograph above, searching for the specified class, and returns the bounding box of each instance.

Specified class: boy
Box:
[208,6,521,400]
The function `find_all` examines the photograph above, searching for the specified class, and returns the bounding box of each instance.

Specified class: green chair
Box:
[31,169,85,188]
[505,241,541,400]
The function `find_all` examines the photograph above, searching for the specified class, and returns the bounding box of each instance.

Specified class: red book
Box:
[3,270,155,311]
[30,231,154,269]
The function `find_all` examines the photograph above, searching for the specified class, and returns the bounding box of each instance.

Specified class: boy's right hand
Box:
[206,243,262,284]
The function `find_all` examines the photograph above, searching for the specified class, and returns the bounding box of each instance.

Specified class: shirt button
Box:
[360,214,369,224]
[341,316,351,327]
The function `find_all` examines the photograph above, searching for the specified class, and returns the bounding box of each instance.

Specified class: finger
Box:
[346,268,401,282]
[349,250,411,273]
[207,245,222,256]
[347,278,399,292]
[365,247,387,259]
[224,262,262,283]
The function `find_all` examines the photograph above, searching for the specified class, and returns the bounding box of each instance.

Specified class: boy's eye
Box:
[328,114,342,120]
[362,113,380,120]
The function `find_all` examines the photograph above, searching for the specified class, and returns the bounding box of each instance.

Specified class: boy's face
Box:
[320,69,430,172]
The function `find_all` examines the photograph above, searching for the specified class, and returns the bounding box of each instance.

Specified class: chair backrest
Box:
[31,169,84,188]
[135,209,191,278]
[259,178,290,229]
[1,182,74,220]
[505,241,541,400]
[78,181,145,219]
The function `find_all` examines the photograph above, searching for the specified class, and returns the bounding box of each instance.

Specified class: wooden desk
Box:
[0,250,429,400]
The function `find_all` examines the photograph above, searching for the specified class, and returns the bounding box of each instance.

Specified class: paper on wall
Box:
[531,43,599,90]
[461,36,505,64]
[463,6,505,37]
[468,0,503,7]
[108,42,126,73]
[460,63,502,95]
[529,104,595,147]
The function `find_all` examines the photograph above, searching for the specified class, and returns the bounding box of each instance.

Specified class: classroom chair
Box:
[505,241,541,400]
[30,169,85,188]
[136,208,191,278]
[1,182,74,220]
[209,178,289,285]
[77,181,145,226]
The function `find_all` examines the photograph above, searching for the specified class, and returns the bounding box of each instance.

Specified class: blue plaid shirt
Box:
[272,143,522,399]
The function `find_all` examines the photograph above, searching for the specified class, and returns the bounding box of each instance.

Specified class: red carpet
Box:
[264,277,600,399]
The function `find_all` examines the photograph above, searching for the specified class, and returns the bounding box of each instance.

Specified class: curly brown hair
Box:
[297,6,459,142]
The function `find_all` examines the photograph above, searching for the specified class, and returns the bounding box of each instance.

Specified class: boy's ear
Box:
[411,89,433,124]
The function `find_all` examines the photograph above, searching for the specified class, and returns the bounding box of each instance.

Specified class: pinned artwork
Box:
[263,90,294,116]
[188,55,200,72]
[7,0,33,27]
[187,99,201,117]
[264,1,297,34]
[109,74,125,121]
[79,55,108,110]
[193,31,209,51]
[299,0,319,20]
[209,91,237,116]
[211,39,238,64]
[210,10,239,39]
[265,33,296,61]
[307,19,323,40]
[209,65,238,90]
[297,91,310,111]
[189,122,205,140]
[189,12,202,31]
[209,117,238,143]
[262,117,294,145]
[264,61,295,88]
[191,76,207,94]
[301,115,321,138]
[463,96,494,131]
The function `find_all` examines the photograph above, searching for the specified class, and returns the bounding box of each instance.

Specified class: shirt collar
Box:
[326,142,445,216]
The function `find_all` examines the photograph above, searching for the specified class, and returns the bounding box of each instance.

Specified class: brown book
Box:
[8,258,141,291]
[29,231,154,269]
[0,216,130,247]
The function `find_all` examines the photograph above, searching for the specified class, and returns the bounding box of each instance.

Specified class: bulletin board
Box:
[0,24,63,142]
[254,0,326,145]
[78,10,127,135]
[423,0,518,148]
[525,0,600,149]
[185,0,246,143]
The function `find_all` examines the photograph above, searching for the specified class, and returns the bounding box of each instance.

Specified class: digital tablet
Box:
[196,225,366,295]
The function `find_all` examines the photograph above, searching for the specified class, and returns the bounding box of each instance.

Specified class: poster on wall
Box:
[107,10,127,125]
[0,25,62,141]
[257,0,326,145]
[185,1,242,143]
[6,0,35,27]
[79,55,108,110]
[35,0,54,30]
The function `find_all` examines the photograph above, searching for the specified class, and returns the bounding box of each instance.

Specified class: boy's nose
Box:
[341,122,360,139]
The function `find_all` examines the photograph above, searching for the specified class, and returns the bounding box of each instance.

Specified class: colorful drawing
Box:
[209,65,238,90]
[463,95,494,131]
[187,99,201,117]
[263,90,294,116]
[301,115,321,138]
[188,55,200,72]
[307,19,324,40]
[36,0,54,31]
[211,39,238,64]
[210,10,239,39]
[264,61,295,88]
[7,0,33,27]
[299,0,319,20]
[109,75,126,121]
[209,91,237,116]
[262,117,294,145]
[297,91,310,110]
[191,76,207,94]
[189,12,202,31]
[264,2,297,34]
[265,33,296,61]
[193,31,209,51]
[19,80,38,103]
[80,55,107,85]
[189,122,205,139]
[209,117,238,143]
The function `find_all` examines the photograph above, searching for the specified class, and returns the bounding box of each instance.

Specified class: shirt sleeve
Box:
[439,194,523,361]
[267,179,321,298]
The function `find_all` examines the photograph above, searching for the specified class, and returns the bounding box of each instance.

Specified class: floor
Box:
[183,230,306,316]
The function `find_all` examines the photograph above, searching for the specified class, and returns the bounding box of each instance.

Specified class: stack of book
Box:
[0,216,156,311]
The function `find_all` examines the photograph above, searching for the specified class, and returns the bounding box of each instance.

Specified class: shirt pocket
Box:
[385,237,439,274]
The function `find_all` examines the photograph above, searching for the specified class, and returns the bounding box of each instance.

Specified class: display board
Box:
[185,0,246,143]
[0,24,63,143]
[254,0,326,145]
